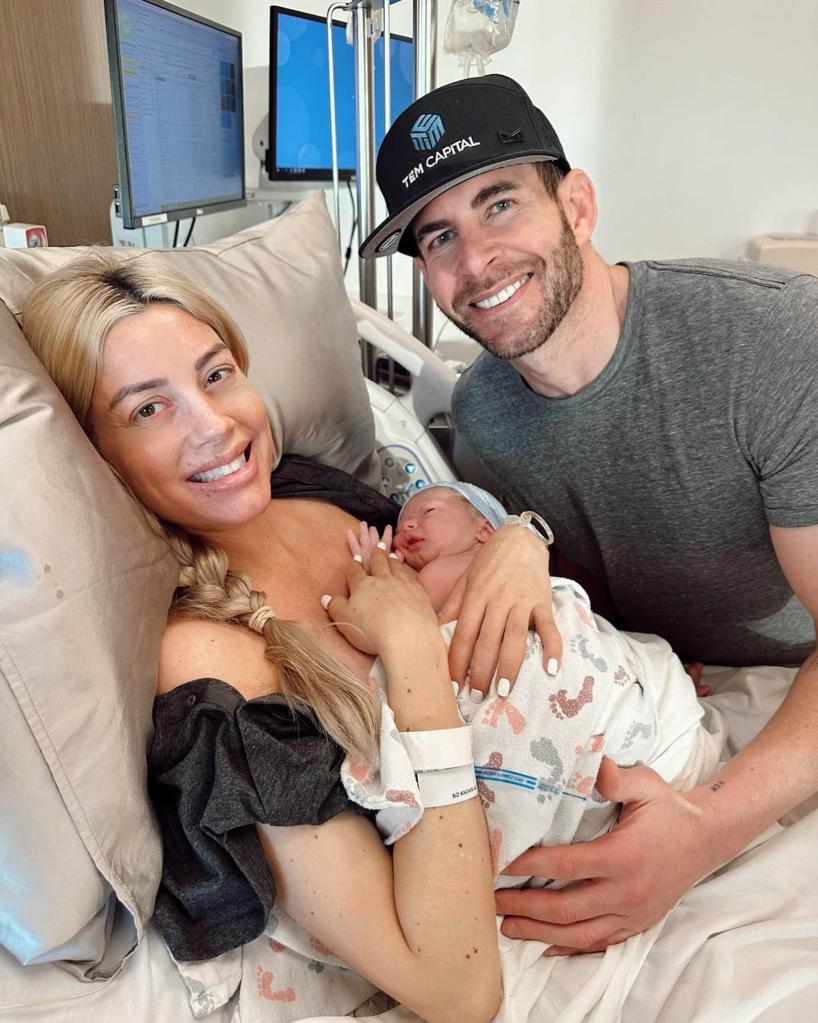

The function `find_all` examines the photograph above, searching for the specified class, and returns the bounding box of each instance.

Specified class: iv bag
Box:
[444,0,521,77]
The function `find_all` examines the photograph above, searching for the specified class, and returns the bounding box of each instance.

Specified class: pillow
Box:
[0,191,378,975]
[0,191,378,483]
[0,300,175,977]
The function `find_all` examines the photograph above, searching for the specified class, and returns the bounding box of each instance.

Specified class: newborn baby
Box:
[340,482,715,877]
[392,483,504,613]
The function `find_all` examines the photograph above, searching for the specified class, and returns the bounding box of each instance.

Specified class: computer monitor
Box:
[105,0,246,229]
[268,6,414,182]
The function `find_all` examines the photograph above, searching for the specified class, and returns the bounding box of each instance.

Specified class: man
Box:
[361,75,818,954]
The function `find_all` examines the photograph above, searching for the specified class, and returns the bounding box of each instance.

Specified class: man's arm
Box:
[494,523,818,953]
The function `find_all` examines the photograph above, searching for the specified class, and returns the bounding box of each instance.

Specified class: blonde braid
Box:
[163,526,379,758]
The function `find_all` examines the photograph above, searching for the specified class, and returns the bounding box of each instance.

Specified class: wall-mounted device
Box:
[1,223,49,248]
[104,0,246,229]
[264,5,414,183]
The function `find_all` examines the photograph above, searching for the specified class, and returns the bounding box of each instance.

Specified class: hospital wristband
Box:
[399,726,477,807]
[416,763,478,807]
[504,510,555,547]
[399,725,473,772]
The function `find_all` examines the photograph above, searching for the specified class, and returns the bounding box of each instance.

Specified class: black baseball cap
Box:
[360,74,570,260]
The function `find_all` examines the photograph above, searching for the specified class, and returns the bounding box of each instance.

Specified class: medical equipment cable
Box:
[343,179,358,276]
[182,217,197,247]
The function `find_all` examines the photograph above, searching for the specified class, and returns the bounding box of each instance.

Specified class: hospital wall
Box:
[5,2,814,333]
[184,0,818,343]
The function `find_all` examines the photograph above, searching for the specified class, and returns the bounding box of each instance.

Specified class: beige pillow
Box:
[0,191,377,975]
[0,300,176,976]
[0,191,378,482]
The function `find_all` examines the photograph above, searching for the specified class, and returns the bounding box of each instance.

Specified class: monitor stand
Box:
[109,201,172,248]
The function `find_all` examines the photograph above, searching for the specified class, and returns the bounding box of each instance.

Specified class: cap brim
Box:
[360,153,562,260]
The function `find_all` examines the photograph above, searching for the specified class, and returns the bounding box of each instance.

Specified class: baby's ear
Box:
[476,519,495,544]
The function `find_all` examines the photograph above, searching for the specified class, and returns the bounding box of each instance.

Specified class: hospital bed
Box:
[1,193,816,1023]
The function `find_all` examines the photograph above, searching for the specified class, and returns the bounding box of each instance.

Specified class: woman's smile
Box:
[186,443,252,484]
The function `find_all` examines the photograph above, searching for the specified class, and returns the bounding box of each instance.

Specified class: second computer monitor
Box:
[268,6,414,182]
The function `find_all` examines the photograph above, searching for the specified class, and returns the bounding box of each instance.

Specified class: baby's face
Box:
[394,488,491,569]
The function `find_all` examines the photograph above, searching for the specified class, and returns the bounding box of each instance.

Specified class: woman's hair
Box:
[22,252,379,756]
[22,251,250,437]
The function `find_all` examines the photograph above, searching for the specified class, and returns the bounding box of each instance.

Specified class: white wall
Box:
[470,0,818,263]
[183,0,818,341]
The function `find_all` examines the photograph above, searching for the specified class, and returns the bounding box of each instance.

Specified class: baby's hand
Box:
[323,542,435,657]
[347,521,403,571]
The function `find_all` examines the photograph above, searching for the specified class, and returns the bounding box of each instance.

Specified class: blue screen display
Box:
[271,10,414,179]
[113,0,245,218]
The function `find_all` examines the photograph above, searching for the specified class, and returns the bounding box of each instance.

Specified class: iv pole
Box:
[328,0,437,360]
[410,0,437,348]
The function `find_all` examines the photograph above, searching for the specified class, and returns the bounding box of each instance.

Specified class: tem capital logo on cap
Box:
[411,113,444,151]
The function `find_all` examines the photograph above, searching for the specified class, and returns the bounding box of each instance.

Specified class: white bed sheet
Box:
[282,665,818,1023]
[4,665,816,1023]
[0,921,238,1022]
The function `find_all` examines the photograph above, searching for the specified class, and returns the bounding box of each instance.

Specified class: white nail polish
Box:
[388,552,399,559]
[497,677,511,698]
[320,594,332,609]
[376,541,387,550]
[470,687,484,705]
[451,680,460,697]
[547,658,559,676]
[352,554,363,563]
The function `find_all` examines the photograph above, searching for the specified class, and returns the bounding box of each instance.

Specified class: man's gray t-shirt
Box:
[453,259,818,666]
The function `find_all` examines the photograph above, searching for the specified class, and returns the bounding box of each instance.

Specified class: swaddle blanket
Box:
[264,579,704,969]
[343,578,660,885]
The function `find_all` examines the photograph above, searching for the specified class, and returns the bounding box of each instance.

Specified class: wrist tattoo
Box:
[709,780,725,793]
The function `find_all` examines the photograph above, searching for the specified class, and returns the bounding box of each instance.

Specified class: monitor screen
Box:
[105,0,246,228]
[268,6,414,181]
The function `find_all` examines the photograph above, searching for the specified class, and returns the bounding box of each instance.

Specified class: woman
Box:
[21,252,557,1022]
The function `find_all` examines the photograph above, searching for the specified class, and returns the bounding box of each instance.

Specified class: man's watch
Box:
[504,510,555,546]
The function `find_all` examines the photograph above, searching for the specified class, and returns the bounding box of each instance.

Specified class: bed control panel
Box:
[379,443,434,505]
[366,379,456,507]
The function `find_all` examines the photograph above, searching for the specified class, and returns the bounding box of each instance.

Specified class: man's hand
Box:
[683,660,711,697]
[495,758,728,954]
[438,523,563,696]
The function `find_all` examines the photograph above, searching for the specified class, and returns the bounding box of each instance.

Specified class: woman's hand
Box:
[438,523,563,697]
[347,522,404,571]
[323,541,437,657]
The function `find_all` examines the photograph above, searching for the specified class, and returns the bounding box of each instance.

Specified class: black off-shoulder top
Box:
[148,455,398,962]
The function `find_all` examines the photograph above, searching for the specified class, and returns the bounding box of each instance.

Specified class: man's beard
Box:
[444,211,584,360]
